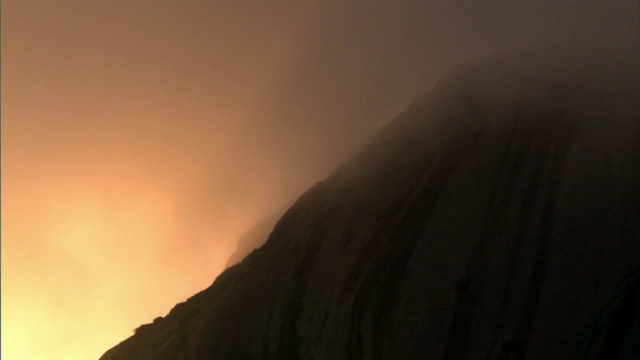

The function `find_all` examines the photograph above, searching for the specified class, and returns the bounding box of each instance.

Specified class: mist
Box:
[2,1,638,359]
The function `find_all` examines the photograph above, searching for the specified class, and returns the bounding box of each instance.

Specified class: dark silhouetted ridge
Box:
[101,45,640,360]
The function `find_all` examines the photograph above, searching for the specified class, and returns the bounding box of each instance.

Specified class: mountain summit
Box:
[101,45,639,360]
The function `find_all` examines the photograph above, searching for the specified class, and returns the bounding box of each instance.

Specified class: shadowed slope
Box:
[101,46,640,360]
[576,269,640,360]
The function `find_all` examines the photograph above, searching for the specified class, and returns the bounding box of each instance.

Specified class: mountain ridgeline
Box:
[101,46,640,359]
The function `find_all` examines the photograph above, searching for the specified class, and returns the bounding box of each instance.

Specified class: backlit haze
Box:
[2,1,637,359]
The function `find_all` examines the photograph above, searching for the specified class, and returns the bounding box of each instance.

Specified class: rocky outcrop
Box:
[101,46,640,360]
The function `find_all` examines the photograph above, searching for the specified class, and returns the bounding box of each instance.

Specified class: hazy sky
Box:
[2,1,638,359]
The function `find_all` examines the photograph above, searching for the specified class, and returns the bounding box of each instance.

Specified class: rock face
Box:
[576,269,640,359]
[101,46,640,360]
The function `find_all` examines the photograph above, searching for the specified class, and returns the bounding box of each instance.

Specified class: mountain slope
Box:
[101,47,640,360]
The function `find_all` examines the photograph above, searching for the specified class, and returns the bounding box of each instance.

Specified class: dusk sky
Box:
[2,1,638,359]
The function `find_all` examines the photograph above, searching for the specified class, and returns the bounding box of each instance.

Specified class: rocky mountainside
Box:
[101,46,639,360]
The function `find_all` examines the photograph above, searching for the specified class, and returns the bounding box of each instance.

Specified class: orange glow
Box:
[4,1,634,359]
[2,3,322,357]
[2,171,239,359]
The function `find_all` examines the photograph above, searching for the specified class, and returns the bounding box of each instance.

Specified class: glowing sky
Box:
[2,1,637,359]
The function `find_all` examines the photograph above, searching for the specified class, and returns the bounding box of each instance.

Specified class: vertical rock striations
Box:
[101,47,640,360]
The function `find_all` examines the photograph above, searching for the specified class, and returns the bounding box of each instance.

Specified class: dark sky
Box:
[2,1,638,359]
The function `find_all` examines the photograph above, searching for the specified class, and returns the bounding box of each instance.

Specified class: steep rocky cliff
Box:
[101,47,640,360]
